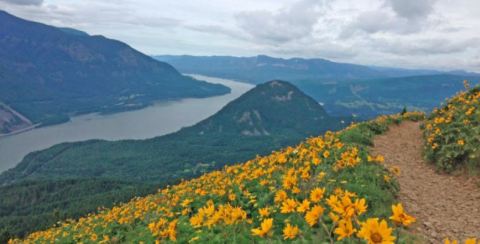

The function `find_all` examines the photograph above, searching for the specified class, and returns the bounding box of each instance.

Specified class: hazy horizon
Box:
[1,0,479,72]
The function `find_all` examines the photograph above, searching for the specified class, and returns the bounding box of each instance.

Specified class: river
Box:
[0,75,254,173]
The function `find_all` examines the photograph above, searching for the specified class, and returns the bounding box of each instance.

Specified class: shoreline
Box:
[0,74,252,173]
[0,74,234,138]
[0,124,41,138]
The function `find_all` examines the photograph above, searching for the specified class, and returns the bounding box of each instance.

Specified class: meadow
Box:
[10,84,480,244]
[10,112,425,243]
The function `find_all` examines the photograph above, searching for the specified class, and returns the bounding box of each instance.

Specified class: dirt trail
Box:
[371,121,480,243]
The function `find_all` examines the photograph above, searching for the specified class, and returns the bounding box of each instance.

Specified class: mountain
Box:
[154,55,480,118]
[7,112,426,243]
[154,55,453,84]
[0,11,230,133]
[0,80,348,239]
[0,80,346,185]
[295,74,480,118]
[181,80,334,136]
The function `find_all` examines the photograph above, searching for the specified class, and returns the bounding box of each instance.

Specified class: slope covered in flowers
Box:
[423,82,480,171]
[11,113,425,244]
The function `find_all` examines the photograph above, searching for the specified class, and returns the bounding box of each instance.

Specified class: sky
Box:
[1,0,480,72]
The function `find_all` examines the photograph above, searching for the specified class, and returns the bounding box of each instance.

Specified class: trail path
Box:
[371,121,480,243]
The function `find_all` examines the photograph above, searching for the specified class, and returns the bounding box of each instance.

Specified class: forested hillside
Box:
[0,11,229,133]
[0,80,349,240]
[9,112,426,243]
[155,55,480,118]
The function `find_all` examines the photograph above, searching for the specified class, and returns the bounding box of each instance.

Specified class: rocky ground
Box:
[372,121,480,243]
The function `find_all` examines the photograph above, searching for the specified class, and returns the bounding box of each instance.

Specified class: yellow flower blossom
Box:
[305,205,324,226]
[334,219,356,240]
[274,190,288,203]
[357,218,395,244]
[389,203,416,227]
[280,198,298,214]
[251,218,273,237]
[465,238,477,244]
[309,187,325,203]
[282,223,300,240]
[296,199,310,213]
[259,207,270,218]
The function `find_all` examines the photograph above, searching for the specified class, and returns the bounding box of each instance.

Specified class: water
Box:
[0,75,254,173]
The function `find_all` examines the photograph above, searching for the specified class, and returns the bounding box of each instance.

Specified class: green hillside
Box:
[0,80,349,239]
[9,112,426,244]
[0,11,229,133]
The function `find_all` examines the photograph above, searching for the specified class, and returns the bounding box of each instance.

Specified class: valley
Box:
[0,11,230,134]
[0,75,253,173]
[0,77,349,240]
[1,4,479,242]
[156,55,480,118]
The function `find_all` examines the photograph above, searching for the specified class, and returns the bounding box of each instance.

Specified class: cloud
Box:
[341,0,438,37]
[184,24,249,41]
[0,0,42,6]
[0,0,479,72]
[385,0,437,20]
[375,37,480,55]
[124,15,181,28]
[235,0,326,44]
[339,10,423,38]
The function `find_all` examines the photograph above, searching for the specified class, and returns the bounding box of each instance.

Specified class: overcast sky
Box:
[1,0,480,71]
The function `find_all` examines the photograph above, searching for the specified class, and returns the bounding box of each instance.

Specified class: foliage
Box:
[296,75,479,119]
[0,179,157,243]
[423,82,480,171]
[154,55,480,118]
[10,113,421,243]
[0,80,349,238]
[0,80,348,186]
[0,10,229,130]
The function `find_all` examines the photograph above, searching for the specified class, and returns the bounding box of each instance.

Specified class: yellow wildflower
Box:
[259,208,270,218]
[444,239,459,244]
[305,205,324,226]
[274,190,288,203]
[334,219,356,240]
[296,199,311,213]
[251,218,273,237]
[389,203,416,226]
[357,218,395,244]
[465,238,477,244]
[310,187,325,203]
[280,198,298,214]
[282,223,300,240]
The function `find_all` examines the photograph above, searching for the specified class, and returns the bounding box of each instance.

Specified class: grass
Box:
[10,112,424,243]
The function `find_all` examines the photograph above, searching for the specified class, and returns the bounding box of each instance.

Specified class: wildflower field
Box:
[10,113,425,244]
[423,82,480,171]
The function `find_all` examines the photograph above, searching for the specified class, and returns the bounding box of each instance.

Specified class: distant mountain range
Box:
[155,55,479,84]
[0,11,230,134]
[154,55,480,117]
[0,80,349,239]
[295,74,480,117]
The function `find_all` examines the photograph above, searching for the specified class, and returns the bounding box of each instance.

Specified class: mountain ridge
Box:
[154,55,480,118]
[0,80,349,239]
[0,79,346,185]
[154,54,479,84]
[185,80,331,137]
[0,11,230,134]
